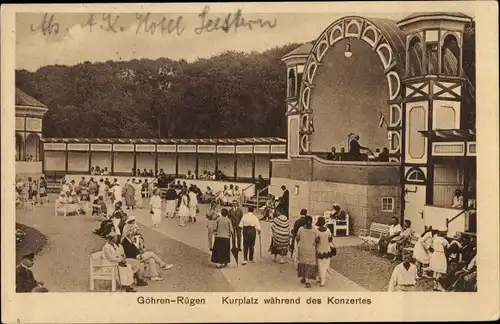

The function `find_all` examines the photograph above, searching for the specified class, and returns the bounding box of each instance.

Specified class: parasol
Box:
[231,240,239,265]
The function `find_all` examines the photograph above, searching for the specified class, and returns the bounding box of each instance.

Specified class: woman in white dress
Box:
[134,180,143,209]
[101,232,136,292]
[429,227,449,291]
[113,182,123,204]
[413,226,434,278]
[178,189,190,227]
[150,189,162,228]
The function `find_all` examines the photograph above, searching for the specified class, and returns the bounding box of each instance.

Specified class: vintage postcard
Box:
[1,2,499,323]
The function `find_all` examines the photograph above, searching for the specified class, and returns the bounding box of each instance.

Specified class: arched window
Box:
[426,42,439,74]
[288,69,296,98]
[405,167,426,182]
[441,34,460,76]
[407,36,423,77]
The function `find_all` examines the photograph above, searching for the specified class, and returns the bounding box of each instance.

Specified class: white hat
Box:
[127,216,136,222]
[60,191,65,196]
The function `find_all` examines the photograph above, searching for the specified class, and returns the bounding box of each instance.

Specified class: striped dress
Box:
[270,214,291,256]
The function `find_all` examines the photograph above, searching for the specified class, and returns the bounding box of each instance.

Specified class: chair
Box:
[402,232,420,256]
[323,210,350,236]
[356,222,391,251]
[89,251,119,292]
[333,214,350,236]
[54,204,67,217]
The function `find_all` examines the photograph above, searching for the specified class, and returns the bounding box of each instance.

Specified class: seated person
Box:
[326,147,340,161]
[93,201,123,237]
[378,147,390,162]
[121,231,173,281]
[451,189,463,208]
[329,203,346,220]
[186,170,195,179]
[101,232,143,292]
[122,216,141,241]
[148,169,155,177]
[260,195,276,220]
[387,220,413,260]
[203,186,215,201]
[199,170,208,180]
[233,185,241,201]
[446,250,477,292]
[378,217,403,256]
[16,252,48,292]
[92,196,108,221]
[55,192,68,213]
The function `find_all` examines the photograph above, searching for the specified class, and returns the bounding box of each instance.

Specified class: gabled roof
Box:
[16,88,48,109]
[282,43,313,59]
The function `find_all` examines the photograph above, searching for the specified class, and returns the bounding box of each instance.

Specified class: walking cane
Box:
[259,231,262,258]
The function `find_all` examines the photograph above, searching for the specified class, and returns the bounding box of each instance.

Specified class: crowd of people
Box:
[16,172,477,293]
[326,134,390,162]
[383,217,477,292]
[15,176,48,207]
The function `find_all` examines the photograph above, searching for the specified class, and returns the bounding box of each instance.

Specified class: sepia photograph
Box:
[1,2,498,323]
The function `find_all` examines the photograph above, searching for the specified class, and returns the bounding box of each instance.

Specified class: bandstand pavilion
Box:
[15,88,49,181]
[271,12,476,235]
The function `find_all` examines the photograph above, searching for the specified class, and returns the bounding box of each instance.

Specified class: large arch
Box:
[25,133,41,161]
[298,16,406,161]
[16,132,24,161]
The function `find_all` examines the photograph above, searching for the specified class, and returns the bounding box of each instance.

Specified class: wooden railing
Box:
[241,183,254,206]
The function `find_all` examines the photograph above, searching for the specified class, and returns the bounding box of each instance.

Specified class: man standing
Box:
[165,184,178,218]
[277,185,290,217]
[228,200,243,251]
[348,134,371,161]
[16,252,46,292]
[378,217,403,256]
[239,206,261,265]
[387,252,418,291]
[290,209,309,257]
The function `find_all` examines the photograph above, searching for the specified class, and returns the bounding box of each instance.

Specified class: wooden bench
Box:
[356,222,391,251]
[89,251,119,292]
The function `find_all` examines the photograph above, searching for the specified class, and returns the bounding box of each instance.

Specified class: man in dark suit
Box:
[16,252,45,292]
[228,200,244,251]
[277,185,290,217]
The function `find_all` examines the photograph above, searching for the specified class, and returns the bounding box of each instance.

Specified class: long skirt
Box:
[297,262,318,280]
[211,237,231,264]
[135,192,143,207]
[429,251,447,274]
[165,200,177,215]
[117,264,134,286]
[151,208,162,226]
[317,257,330,280]
[269,240,289,256]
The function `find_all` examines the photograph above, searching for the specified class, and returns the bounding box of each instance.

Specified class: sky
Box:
[14,9,452,71]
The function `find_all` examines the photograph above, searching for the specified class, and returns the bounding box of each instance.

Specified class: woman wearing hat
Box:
[315,216,334,287]
[101,232,136,292]
[295,215,319,288]
[269,211,290,264]
[428,227,449,291]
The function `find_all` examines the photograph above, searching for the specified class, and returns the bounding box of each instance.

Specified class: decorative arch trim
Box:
[404,166,427,182]
[298,16,405,159]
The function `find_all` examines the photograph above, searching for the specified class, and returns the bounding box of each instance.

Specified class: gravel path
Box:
[16,205,232,292]
[330,246,434,291]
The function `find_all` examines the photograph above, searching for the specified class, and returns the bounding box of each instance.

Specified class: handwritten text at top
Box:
[29,8,277,37]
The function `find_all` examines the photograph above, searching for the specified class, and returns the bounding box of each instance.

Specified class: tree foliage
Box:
[16,43,302,139]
